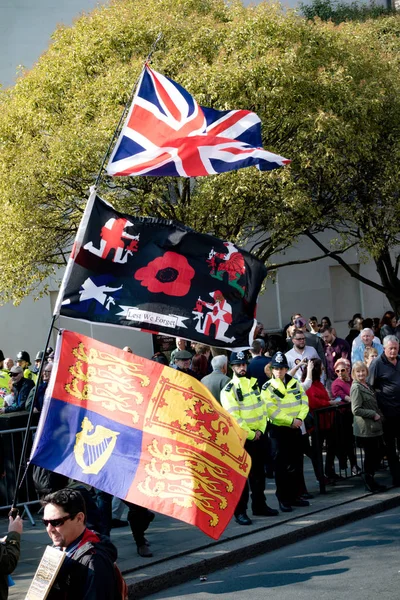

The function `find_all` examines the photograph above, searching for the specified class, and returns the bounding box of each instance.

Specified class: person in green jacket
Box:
[261,352,310,512]
[351,361,386,493]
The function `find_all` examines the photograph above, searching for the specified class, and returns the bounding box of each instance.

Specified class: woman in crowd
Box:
[350,361,386,493]
[331,358,360,476]
[319,316,337,337]
[379,311,397,341]
[191,354,209,380]
[303,359,335,483]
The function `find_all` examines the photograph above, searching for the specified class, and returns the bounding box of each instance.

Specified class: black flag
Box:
[55,192,267,350]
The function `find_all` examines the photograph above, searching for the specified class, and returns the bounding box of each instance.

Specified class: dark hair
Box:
[42,488,86,521]
[380,311,396,328]
[320,326,333,334]
[191,354,208,377]
[320,316,332,327]
[301,358,322,383]
[151,352,169,365]
[291,328,304,339]
[194,344,211,355]
[251,340,263,354]
[309,316,318,321]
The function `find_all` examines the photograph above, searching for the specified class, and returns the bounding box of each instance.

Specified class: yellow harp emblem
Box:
[74,417,119,475]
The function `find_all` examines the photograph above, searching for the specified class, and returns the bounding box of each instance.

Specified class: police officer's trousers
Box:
[235,433,268,516]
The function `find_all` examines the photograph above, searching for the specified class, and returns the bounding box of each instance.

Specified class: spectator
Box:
[320,327,350,390]
[331,359,359,476]
[319,316,337,337]
[351,361,386,493]
[0,514,23,600]
[201,355,230,404]
[151,352,169,365]
[284,313,302,341]
[351,328,383,364]
[308,316,321,336]
[346,316,364,346]
[304,359,335,484]
[3,359,13,372]
[287,318,326,365]
[285,329,319,382]
[261,352,309,512]
[26,363,53,413]
[173,350,197,378]
[220,352,278,524]
[0,367,34,414]
[170,338,190,365]
[42,488,120,599]
[191,354,208,380]
[379,311,397,341]
[364,347,378,369]
[368,335,400,486]
[247,339,271,389]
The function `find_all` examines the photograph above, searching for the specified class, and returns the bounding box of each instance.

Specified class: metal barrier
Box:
[0,425,40,523]
[311,402,366,494]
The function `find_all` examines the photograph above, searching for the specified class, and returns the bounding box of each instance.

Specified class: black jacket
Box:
[368,353,400,417]
[5,378,34,413]
[0,532,20,600]
[47,529,118,600]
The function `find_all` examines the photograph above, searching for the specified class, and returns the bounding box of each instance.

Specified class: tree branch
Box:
[304,230,388,295]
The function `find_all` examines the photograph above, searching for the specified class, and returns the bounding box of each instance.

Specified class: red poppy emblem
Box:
[134,251,195,296]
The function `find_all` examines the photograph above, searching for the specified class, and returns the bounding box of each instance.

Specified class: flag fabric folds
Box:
[106,65,290,177]
[30,330,250,539]
[55,191,267,350]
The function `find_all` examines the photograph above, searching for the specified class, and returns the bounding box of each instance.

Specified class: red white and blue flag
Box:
[106,66,290,177]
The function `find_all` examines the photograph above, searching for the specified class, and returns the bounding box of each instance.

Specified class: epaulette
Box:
[251,380,259,391]
[262,381,271,391]
[225,382,234,392]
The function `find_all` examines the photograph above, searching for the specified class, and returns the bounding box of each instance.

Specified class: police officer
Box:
[15,351,37,383]
[220,351,278,525]
[261,352,309,512]
[32,351,44,375]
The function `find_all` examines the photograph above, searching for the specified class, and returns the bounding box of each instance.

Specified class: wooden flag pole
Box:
[93,32,162,189]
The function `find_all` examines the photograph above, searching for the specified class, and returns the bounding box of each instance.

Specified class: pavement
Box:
[6,455,400,599]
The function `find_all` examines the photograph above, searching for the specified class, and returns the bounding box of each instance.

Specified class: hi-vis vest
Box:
[0,369,10,407]
[220,374,266,440]
[261,376,309,428]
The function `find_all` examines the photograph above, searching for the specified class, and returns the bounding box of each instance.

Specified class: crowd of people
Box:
[1,311,400,597]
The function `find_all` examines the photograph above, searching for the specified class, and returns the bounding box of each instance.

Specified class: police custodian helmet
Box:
[229,351,248,365]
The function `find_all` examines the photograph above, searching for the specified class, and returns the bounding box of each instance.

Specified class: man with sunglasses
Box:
[42,488,119,599]
[0,366,34,414]
[285,330,319,382]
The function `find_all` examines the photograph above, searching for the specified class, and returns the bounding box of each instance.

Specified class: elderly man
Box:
[173,350,197,378]
[368,335,400,486]
[351,328,383,364]
[201,355,230,404]
[220,352,278,524]
[170,338,190,365]
[0,366,34,414]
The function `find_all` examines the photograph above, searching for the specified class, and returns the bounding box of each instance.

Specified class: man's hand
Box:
[8,515,23,535]
[253,430,262,440]
[0,408,5,415]
[291,418,302,429]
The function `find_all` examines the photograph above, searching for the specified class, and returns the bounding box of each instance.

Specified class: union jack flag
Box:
[106,66,290,177]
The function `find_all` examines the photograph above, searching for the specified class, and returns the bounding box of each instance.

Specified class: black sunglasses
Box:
[10,372,21,377]
[42,514,76,528]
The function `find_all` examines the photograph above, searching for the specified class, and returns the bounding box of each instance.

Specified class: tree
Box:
[0,0,400,310]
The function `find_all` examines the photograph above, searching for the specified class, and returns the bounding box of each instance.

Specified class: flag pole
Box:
[93,32,162,189]
[11,314,57,514]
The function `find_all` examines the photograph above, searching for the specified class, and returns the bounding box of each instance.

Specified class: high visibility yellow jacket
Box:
[220,374,267,440]
[261,375,309,428]
[0,369,10,407]
[23,368,37,385]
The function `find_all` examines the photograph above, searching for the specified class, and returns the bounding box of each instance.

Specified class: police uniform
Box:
[220,352,277,521]
[261,352,309,510]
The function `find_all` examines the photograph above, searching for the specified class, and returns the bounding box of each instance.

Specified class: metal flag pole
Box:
[93,32,162,189]
[11,314,57,518]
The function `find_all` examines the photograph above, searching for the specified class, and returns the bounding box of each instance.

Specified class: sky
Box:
[0,0,302,88]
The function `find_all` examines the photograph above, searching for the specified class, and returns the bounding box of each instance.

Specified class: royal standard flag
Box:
[30,330,250,539]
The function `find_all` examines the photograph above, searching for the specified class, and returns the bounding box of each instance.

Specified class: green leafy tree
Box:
[300,0,394,24]
[1,0,400,310]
